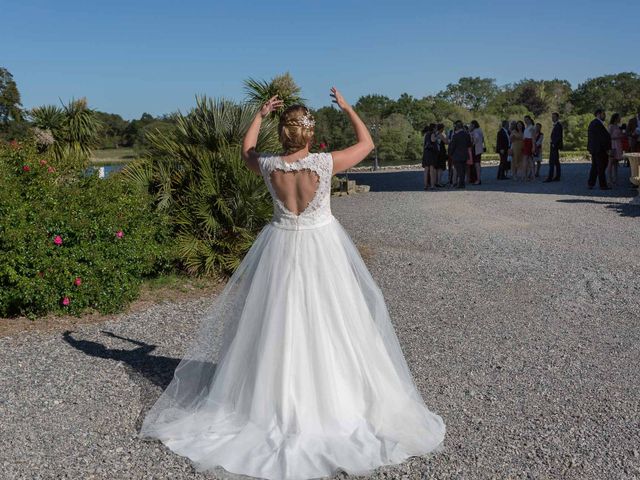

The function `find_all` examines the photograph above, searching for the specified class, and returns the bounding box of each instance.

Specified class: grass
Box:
[90,148,138,165]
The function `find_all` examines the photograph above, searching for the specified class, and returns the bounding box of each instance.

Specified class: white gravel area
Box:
[1,162,639,480]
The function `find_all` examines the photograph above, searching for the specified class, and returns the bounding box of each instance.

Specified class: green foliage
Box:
[377,113,415,163]
[571,72,640,116]
[0,67,23,126]
[94,111,130,148]
[122,96,279,276]
[487,79,573,117]
[244,72,304,111]
[0,139,175,318]
[30,98,102,172]
[437,77,499,111]
[354,94,394,123]
[313,106,354,151]
[563,114,592,151]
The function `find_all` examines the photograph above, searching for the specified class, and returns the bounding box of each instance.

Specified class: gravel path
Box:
[1,162,639,480]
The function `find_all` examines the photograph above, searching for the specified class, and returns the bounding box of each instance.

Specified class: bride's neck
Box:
[281,147,310,161]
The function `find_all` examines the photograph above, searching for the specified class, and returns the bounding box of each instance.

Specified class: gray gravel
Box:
[1,162,639,480]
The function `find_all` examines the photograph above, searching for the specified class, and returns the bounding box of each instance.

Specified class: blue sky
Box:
[2,0,638,120]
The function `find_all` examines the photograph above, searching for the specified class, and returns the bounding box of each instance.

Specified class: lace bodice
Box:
[258,152,334,230]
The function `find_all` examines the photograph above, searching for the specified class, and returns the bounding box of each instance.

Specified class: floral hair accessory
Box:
[299,112,315,129]
[284,111,315,129]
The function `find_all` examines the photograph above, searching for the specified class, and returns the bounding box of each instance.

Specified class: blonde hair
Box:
[278,105,315,154]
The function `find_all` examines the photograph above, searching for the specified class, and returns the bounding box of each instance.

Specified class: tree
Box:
[571,72,640,116]
[563,114,592,151]
[313,106,354,151]
[0,67,23,126]
[122,96,280,275]
[437,77,499,111]
[390,93,438,131]
[377,113,414,163]
[514,82,547,117]
[94,111,129,148]
[121,112,159,147]
[30,97,101,168]
[244,72,304,111]
[541,79,573,115]
[354,94,394,123]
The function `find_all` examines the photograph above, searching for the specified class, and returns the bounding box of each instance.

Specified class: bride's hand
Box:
[330,87,350,111]
[260,96,284,118]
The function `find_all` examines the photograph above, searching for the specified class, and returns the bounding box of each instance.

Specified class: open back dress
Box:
[140,152,445,480]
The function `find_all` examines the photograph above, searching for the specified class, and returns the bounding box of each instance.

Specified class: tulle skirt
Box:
[139,214,445,480]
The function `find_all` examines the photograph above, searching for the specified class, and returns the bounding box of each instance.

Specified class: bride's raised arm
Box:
[241,95,284,174]
[329,87,375,174]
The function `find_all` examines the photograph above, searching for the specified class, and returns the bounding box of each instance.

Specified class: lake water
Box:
[86,163,127,178]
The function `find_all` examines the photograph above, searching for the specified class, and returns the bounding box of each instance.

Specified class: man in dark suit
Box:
[448,120,473,188]
[544,112,563,182]
[587,108,612,190]
[496,120,510,180]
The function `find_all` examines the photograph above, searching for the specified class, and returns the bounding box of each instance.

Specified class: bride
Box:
[140,87,445,479]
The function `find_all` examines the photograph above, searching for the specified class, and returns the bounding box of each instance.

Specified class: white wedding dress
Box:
[140,152,445,480]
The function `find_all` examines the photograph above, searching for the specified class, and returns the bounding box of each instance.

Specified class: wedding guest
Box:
[447,125,456,186]
[510,121,525,181]
[448,120,473,189]
[496,120,510,180]
[620,123,630,166]
[422,123,438,190]
[608,113,624,186]
[587,108,612,190]
[522,115,536,181]
[621,124,629,151]
[544,112,563,182]
[435,123,449,187]
[533,123,544,177]
[469,120,484,185]
[627,109,640,152]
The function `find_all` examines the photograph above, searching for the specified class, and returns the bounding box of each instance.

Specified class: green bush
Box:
[0,139,176,319]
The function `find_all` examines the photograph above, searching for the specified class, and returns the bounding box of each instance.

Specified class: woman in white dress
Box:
[139,88,446,480]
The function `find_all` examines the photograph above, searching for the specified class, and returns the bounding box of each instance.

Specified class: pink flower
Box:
[47,166,55,173]
[61,297,70,306]
[22,165,31,172]
[39,159,47,166]
[53,235,63,246]
[74,277,82,286]
[319,142,327,150]
[115,230,124,239]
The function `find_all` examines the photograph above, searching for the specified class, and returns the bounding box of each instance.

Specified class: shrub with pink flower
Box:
[48,166,55,173]
[319,142,327,150]
[116,230,124,239]
[39,159,47,166]
[74,277,82,286]
[53,235,63,245]
[61,297,70,306]
[22,165,31,172]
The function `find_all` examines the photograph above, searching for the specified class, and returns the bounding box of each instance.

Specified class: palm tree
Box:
[244,72,305,112]
[122,96,280,276]
[30,98,101,169]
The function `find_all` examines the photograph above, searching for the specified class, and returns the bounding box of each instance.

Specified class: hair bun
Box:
[278,105,315,154]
